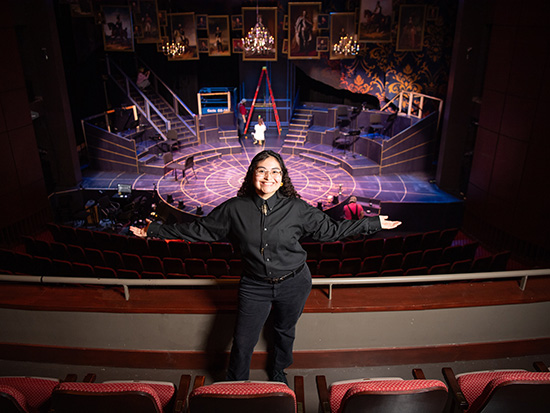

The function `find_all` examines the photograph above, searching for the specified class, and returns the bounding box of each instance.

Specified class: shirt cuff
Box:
[147,221,163,238]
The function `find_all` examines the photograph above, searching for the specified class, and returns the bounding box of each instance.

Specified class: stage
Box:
[79,133,463,232]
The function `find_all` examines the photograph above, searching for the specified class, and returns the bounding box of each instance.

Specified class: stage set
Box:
[81,102,462,233]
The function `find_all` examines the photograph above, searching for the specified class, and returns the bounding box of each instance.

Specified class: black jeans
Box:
[226,264,312,380]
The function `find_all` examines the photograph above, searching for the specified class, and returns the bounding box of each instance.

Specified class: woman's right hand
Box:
[129,226,147,238]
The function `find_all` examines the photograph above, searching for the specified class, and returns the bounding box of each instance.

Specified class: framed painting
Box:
[102,6,134,52]
[358,0,392,43]
[70,0,93,17]
[283,15,288,30]
[167,12,199,60]
[282,38,289,54]
[316,36,329,52]
[207,15,231,57]
[288,2,321,60]
[158,10,167,26]
[232,38,244,53]
[330,12,356,60]
[198,38,209,53]
[241,7,277,61]
[396,4,426,51]
[231,15,243,31]
[196,14,207,30]
[157,36,168,52]
[318,14,329,30]
[133,0,160,43]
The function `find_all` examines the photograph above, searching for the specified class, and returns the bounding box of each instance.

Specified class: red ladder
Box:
[244,66,281,135]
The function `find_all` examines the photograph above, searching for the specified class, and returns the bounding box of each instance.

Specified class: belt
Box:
[249,264,305,284]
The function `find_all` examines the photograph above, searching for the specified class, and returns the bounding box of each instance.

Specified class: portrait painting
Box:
[318,14,329,30]
[358,0,392,43]
[70,0,93,17]
[196,15,207,30]
[232,38,244,53]
[396,4,426,51]
[158,10,167,26]
[102,6,134,52]
[330,12,356,60]
[198,38,209,53]
[133,0,161,43]
[242,7,277,61]
[288,2,321,60]
[282,38,289,54]
[232,15,243,32]
[207,15,231,57]
[168,12,198,60]
[316,36,329,52]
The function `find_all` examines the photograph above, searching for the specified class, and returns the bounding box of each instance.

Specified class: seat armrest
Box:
[534,361,549,372]
[193,375,205,390]
[173,374,191,413]
[64,374,77,382]
[442,367,468,411]
[412,368,426,379]
[294,375,305,413]
[315,375,331,413]
[83,373,96,382]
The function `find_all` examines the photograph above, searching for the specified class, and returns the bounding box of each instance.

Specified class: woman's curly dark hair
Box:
[237,150,300,198]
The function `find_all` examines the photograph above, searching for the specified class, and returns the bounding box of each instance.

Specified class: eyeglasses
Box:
[255,167,282,178]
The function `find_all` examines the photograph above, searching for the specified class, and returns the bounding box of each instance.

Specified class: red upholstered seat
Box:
[456,370,550,413]
[0,384,28,412]
[189,381,296,413]
[0,376,60,412]
[104,380,175,410]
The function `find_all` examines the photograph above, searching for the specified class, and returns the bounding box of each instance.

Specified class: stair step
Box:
[138,153,158,164]
[299,152,340,167]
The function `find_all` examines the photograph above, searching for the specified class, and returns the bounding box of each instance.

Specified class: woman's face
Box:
[253,156,283,199]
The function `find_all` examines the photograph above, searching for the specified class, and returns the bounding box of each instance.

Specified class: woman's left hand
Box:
[380,215,402,229]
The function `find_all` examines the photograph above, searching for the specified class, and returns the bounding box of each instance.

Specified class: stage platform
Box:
[80,132,463,231]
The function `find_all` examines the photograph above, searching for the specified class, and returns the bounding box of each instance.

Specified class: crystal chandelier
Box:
[333,35,360,56]
[162,41,186,58]
[242,4,274,54]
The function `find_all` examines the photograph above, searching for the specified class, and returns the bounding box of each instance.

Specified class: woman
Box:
[252,116,266,146]
[130,150,401,383]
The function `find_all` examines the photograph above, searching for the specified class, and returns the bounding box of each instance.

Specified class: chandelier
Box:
[162,41,186,58]
[242,5,274,54]
[333,35,360,56]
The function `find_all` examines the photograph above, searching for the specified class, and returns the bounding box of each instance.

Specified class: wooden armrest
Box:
[173,374,191,413]
[294,375,305,413]
[193,375,205,390]
[315,375,331,413]
[412,368,426,379]
[63,374,77,382]
[83,373,96,382]
[534,361,549,372]
[442,367,468,411]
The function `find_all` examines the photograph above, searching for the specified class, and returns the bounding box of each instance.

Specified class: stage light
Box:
[178,200,185,209]
[167,194,174,203]
[195,205,203,215]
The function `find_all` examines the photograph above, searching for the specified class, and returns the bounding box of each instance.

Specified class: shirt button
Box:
[265,243,268,247]
[266,258,270,262]
[264,228,267,231]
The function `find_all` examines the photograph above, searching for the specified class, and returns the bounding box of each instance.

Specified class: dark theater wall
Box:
[463,0,550,263]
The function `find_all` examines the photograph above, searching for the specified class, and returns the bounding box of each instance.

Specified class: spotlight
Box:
[317,201,323,211]
[167,194,174,203]
[178,200,185,209]
[195,205,203,215]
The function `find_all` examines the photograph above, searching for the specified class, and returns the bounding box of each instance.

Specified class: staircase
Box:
[284,108,312,147]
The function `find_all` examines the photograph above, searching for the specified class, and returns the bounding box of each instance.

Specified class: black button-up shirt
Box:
[148,191,381,279]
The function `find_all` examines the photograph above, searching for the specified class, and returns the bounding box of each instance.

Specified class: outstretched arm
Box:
[379,215,402,229]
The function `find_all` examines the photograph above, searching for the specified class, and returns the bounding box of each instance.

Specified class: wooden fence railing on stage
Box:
[1,269,548,302]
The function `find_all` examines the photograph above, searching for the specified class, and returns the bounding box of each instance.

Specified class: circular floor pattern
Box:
[156,153,358,215]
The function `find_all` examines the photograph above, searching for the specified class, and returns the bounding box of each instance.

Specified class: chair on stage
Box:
[442,362,550,413]
[188,376,303,413]
[368,113,385,137]
[166,129,180,152]
[316,369,448,413]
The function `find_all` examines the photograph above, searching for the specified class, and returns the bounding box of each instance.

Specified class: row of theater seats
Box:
[1,247,509,280]
[2,362,549,412]
[43,224,462,261]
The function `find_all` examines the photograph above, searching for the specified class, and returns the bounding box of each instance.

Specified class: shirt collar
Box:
[252,190,283,212]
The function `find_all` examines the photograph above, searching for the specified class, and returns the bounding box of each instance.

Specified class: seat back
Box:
[188,381,296,413]
[163,152,173,165]
[331,379,447,413]
[0,377,60,413]
[457,370,550,413]
[50,382,164,413]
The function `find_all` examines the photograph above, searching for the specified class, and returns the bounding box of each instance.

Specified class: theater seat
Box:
[188,377,303,413]
[316,369,447,413]
[50,375,191,413]
[0,376,65,413]
[442,363,550,413]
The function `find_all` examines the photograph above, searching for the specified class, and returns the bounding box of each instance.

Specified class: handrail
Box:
[106,56,171,138]
[137,58,198,138]
[1,269,548,302]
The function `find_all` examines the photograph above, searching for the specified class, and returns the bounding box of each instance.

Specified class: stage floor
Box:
[80,137,461,216]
